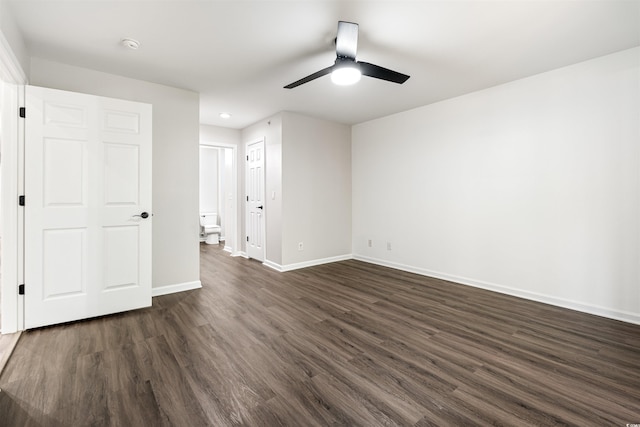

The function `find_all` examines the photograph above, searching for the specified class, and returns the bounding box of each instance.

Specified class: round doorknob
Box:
[140,212,149,218]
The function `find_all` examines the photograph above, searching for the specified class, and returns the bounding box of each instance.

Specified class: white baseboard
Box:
[231,251,248,258]
[223,245,233,253]
[264,254,353,272]
[152,280,202,297]
[262,260,283,271]
[353,254,640,326]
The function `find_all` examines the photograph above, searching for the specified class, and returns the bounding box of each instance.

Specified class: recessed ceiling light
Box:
[219,112,232,119]
[121,38,140,50]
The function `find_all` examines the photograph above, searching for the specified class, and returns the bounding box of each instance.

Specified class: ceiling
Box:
[6,0,640,129]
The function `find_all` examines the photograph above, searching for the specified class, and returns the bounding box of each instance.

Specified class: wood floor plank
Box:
[1,243,639,426]
[142,335,212,426]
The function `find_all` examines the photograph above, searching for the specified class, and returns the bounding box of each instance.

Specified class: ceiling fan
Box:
[284,21,410,89]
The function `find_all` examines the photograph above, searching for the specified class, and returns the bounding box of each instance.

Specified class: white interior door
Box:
[245,139,265,261]
[24,85,152,329]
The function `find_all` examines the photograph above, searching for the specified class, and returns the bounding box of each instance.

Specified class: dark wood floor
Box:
[1,244,639,426]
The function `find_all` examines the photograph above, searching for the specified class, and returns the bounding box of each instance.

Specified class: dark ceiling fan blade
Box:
[284,21,409,89]
[336,21,358,60]
[284,65,335,89]
[358,61,410,84]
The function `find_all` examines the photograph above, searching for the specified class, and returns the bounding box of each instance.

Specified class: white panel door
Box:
[24,85,152,329]
[245,139,265,261]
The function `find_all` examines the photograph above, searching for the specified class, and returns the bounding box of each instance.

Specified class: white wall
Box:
[281,112,351,266]
[0,1,29,78]
[30,58,201,291]
[241,112,352,270]
[199,146,219,214]
[200,124,240,146]
[353,47,640,324]
[220,148,233,240]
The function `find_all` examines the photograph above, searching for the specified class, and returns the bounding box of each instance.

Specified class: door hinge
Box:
[246,155,249,161]
[246,236,249,242]
[246,196,249,202]
[18,195,25,206]
[19,107,26,118]
[18,284,25,295]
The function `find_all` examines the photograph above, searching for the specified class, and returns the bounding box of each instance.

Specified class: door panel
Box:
[44,102,86,127]
[245,139,265,261]
[104,143,139,205]
[25,85,152,329]
[103,110,140,133]
[103,225,139,290]
[43,138,86,206]
[42,228,86,298]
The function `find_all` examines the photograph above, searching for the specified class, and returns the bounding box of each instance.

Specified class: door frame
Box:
[199,140,240,256]
[0,32,27,333]
[244,138,266,261]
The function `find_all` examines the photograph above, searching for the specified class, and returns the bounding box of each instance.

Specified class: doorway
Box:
[199,143,237,255]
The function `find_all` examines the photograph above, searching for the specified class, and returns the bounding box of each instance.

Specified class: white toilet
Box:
[200,213,222,244]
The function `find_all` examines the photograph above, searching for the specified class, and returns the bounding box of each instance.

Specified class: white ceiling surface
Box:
[7,1,640,129]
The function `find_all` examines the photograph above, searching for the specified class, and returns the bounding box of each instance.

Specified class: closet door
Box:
[245,139,265,261]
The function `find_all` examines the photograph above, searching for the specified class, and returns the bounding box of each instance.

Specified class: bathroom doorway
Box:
[199,143,238,255]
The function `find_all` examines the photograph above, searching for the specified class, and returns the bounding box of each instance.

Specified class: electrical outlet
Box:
[387,242,392,251]
[298,242,304,251]
[368,239,372,247]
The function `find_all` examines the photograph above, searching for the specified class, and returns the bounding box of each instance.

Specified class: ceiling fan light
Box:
[331,66,361,86]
